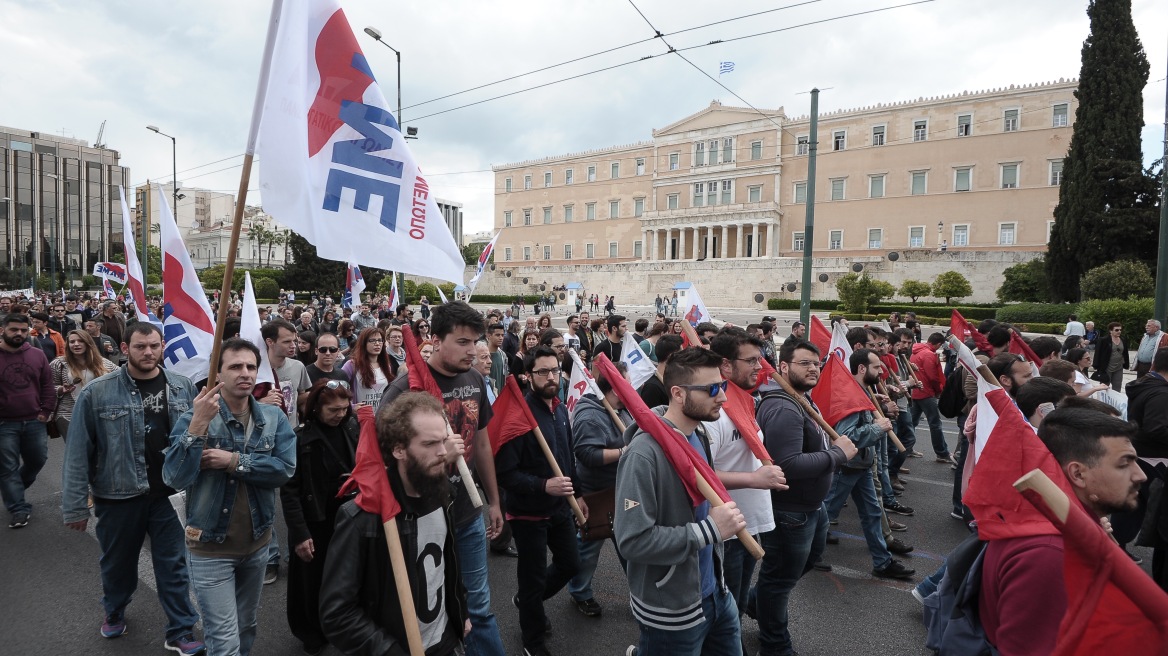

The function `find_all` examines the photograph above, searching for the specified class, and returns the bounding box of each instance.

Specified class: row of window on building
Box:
[804,219,1049,252]
[794,159,1063,204]
[502,240,644,262]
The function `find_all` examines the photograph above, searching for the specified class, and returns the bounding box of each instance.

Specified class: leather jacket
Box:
[281,415,359,546]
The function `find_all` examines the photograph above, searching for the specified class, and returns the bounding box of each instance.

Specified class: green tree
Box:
[282,232,346,293]
[898,280,932,303]
[1046,0,1154,301]
[998,258,1050,303]
[835,273,894,313]
[199,264,246,294]
[462,242,487,266]
[111,244,162,280]
[253,277,280,300]
[248,223,287,268]
[1079,259,1154,300]
[932,271,973,304]
[416,282,440,302]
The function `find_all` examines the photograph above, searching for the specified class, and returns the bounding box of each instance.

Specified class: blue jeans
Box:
[454,516,505,656]
[910,396,950,457]
[753,504,828,656]
[824,468,892,570]
[189,547,267,656]
[875,434,897,506]
[0,420,48,516]
[93,496,200,640]
[568,534,625,602]
[915,562,947,599]
[721,536,759,616]
[637,588,740,656]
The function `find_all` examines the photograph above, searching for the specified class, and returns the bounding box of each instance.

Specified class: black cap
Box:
[762,315,777,322]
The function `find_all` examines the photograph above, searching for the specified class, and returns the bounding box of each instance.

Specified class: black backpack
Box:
[937,368,966,419]
[923,533,998,655]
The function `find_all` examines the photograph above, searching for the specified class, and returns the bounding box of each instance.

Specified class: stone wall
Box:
[464,249,1038,307]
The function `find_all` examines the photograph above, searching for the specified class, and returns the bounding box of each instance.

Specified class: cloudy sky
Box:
[2,0,1164,236]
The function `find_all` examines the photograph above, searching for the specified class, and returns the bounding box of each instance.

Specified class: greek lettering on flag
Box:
[621,330,656,389]
[719,61,735,75]
[93,262,128,285]
[566,349,602,414]
[242,272,276,385]
[118,187,150,323]
[344,262,366,308]
[255,0,464,283]
[158,186,216,381]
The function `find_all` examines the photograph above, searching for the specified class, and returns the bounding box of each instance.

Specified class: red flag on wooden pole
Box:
[339,405,400,521]
[808,315,831,355]
[721,382,773,465]
[809,352,877,427]
[951,309,993,353]
[486,376,539,456]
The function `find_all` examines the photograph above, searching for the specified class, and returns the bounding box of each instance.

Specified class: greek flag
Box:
[719,61,735,75]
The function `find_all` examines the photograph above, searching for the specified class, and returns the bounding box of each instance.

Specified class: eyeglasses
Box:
[324,380,350,390]
[367,338,385,344]
[789,359,821,369]
[531,367,562,378]
[734,356,762,366]
[317,346,339,353]
[677,381,729,397]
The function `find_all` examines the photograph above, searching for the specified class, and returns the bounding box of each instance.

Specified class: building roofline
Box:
[652,99,784,136]
[785,78,1078,123]
[492,139,656,172]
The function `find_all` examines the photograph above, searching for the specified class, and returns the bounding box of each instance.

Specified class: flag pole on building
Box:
[206,0,284,387]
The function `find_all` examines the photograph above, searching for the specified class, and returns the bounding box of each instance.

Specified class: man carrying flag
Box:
[320,394,469,656]
[706,329,787,634]
[377,301,506,656]
[752,339,856,656]
[614,347,747,656]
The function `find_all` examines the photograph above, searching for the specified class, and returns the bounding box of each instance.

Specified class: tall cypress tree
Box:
[1046,0,1152,302]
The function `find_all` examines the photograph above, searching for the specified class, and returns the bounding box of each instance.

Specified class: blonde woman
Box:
[51,330,117,438]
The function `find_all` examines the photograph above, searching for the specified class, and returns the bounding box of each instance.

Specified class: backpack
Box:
[922,533,998,655]
[937,367,966,418]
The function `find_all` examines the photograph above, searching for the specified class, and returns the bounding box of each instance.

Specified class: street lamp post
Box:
[146,125,178,282]
[363,27,402,129]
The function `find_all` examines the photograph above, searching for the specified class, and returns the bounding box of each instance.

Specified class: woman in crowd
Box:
[412,318,431,342]
[296,331,317,366]
[384,325,407,372]
[336,319,356,360]
[1092,322,1130,393]
[318,310,338,335]
[281,379,359,656]
[537,314,553,331]
[419,337,436,362]
[51,330,117,439]
[512,328,540,387]
[342,328,396,407]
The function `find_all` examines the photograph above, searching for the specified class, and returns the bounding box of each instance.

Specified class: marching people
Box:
[50,329,117,439]
[0,313,54,530]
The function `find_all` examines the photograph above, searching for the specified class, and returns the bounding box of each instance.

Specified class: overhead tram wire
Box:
[400,0,824,112]
[409,0,937,124]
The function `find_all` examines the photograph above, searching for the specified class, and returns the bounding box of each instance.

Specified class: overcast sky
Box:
[2,0,1164,236]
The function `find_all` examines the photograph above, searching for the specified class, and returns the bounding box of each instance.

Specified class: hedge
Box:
[995,302,1079,325]
[766,299,840,311]
[1007,322,1063,335]
[1076,298,1155,344]
[871,304,999,321]
[467,294,544,305]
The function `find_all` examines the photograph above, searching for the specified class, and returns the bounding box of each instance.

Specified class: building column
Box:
[769,221,779,258]
[679,227,687,261]
[752,223,760,258]
[720,225,729,259]
[736,224,744,258]
[642,230,649,261]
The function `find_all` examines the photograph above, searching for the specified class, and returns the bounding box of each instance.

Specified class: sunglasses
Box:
[324,380,350,390]
[317,346,339,353]
[677,381,729,397]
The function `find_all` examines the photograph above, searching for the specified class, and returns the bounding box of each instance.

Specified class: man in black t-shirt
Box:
[376,302,506,656]
[306,333,348,385]
[638,334,683,410]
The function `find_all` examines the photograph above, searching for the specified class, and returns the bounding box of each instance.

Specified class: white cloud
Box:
[1,0,1163,235]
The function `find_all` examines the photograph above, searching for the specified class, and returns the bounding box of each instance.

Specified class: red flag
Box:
[809,315,831,356]
[1017,474,1168,655]
[402,325,443,400]
[809,352,876,427]
[964,388,1075,540]
[951,309,992,353]
[593,354,730,507]
[722,382,772,464]
[486,377,539,455]
[337,405,400,522]
[1009,330,1041,364]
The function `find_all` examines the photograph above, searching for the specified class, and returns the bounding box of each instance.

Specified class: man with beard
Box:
[85,318,119,361]
[981,408,1145,654]
[61,323,205,653]
[100,302,126,363]
[163,339,297,656]
[824,349,915,580]
[377,301,506,656]
[320,392,470,656]
[496,346,587,656]
[615,347,746,656]
[0,313,54,529]
[751,340,857,656]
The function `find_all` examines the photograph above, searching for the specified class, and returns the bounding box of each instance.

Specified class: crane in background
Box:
[94,120,106,148]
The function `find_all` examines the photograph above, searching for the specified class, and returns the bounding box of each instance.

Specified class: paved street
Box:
[1,302,1151,655]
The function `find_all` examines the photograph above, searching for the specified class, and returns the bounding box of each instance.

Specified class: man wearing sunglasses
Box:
[307,333,348,386]
[615,347,747,656]
[751,340,856,656]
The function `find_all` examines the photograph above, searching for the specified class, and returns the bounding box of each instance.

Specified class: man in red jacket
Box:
[909,332,952,464]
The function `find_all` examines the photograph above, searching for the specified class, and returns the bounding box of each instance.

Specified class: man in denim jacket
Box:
[62,323,206,654]
[163,338,297,656]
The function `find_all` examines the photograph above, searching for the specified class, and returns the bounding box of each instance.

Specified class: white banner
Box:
[92,261,128,285]
[621,330,656,390]
[158,186,216,381]
[118,187,150,322]
[242,272,276,385]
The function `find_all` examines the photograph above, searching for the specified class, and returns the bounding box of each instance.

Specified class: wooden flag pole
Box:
[383,517,427,656]
[864,386,907,453]
[766,369,845,443]
[600,397,627,434]
[445,420,483,508]
[897,353,922,388]
[530,425,587,527]
[204,154,253,388]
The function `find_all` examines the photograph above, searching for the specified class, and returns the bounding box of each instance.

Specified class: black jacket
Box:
[496,393,577,518]
[1127,373,1168,458]
[319,467,466,656]
[1093,336,1130,374]
[281,415,359,546]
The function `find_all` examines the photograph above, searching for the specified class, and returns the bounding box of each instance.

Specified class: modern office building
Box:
[436,197,464,247]
[0,126,130,286]
[492,79,1076,270]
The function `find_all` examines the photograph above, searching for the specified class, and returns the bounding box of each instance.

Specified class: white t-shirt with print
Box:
[705,412,775,537]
